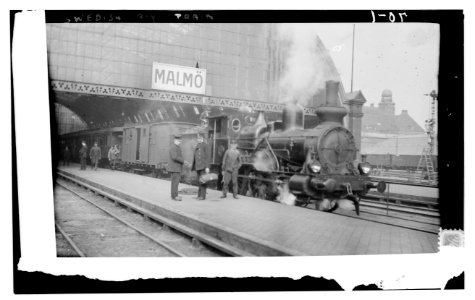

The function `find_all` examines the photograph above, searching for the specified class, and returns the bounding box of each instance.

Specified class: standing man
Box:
[63,146,71,166]
[192,133,210,200]
[108,144,120,170]
[221,140,242,199]
[167,134,185,201]
[89,142,101,171]
[79,141,87,170]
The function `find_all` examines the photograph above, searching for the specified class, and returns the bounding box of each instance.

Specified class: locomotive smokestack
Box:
[316,80,347,125]
[282,102,304,131]
[325,80,341,107]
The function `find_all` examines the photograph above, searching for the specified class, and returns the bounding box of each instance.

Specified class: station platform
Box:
[56,164,438,256]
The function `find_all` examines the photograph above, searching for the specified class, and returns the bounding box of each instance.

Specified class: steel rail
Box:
[333,210,439,235]
[56,181,186,257]
[55,222,86,257]
[57,172,253,256]
[356,203,440,226]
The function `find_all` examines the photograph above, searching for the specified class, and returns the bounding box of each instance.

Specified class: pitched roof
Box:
[345,90,366,103]
[362,106,424,134]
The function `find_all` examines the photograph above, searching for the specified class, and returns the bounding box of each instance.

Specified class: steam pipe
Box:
[282,103,304,131]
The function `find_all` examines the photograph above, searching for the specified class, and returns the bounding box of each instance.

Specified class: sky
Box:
[310,23,440,128]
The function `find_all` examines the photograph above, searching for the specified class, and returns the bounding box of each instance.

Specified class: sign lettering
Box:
[151,62,207,94]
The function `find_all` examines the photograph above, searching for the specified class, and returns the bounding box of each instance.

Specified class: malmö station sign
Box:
[151,62,207,95]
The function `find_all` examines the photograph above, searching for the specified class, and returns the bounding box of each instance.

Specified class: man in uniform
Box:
[167,134,185,201]
[63,146,71,166]
[221,140,242,199]
[89,142,101,170]
[108,144,120,170]
[79,141,87,170]
[192,134,210,200]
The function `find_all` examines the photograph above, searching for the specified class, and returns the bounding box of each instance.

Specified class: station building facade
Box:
[47,23,283,102]
[47,23,363,150]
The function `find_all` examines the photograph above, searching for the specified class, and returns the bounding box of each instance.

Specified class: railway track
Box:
[332,196,440,234]
[55,178,245,257]
[56,170,439,257]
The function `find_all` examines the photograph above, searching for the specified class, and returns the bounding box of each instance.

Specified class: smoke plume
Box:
[277,24,339,106]
[276,182,296,206]
[316,198,355,212]
[252,150,275,172]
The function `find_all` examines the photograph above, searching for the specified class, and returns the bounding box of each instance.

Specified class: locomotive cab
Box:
[207,111,262,167]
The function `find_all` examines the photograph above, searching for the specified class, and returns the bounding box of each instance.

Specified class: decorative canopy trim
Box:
[51,80,317,116]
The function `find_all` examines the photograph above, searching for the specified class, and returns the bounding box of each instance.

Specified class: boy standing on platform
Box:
[221,140,242,199]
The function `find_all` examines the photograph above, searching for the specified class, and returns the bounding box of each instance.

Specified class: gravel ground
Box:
[54,180,223,257]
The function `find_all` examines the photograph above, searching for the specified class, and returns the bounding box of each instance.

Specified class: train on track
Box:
[59,80,386,214]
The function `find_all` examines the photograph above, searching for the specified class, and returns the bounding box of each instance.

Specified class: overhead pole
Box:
[350,24,356,92]
[425,90,438,156]
[417,90,438,183]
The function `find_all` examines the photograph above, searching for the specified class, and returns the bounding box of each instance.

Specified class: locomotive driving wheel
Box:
[295,197,311,208]
[238,167,253,196]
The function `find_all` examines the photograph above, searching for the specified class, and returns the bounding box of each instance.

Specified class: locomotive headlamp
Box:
[358,162,372,175]
[309,161,322,173]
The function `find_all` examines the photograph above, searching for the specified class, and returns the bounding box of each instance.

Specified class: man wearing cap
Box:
[90,142,101,171]
[168,134,185,201]
[79,141,87,170]
[192,134,211,200]
[221,140,242,199]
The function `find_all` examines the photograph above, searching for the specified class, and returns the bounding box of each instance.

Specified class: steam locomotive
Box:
[206,81,386,214]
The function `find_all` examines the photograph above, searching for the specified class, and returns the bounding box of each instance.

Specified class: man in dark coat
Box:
[192,134,211,200]
[221,140,242,199]
[63,146,71,166]
[89,142,101,170]
[79,141,87,170]
[167,134,185,201]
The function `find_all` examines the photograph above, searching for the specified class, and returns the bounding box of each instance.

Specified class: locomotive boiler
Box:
[212,80,386,214]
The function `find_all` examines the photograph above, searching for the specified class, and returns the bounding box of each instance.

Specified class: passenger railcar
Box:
[60,120,205,182]
[120,121,205,179]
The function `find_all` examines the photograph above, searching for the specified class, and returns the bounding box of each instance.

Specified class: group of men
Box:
[64,133,241,201]
[73,142,120,171]
[167,133,242,201]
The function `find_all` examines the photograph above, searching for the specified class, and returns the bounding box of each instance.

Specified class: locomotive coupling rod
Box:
[236,174,283,184]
